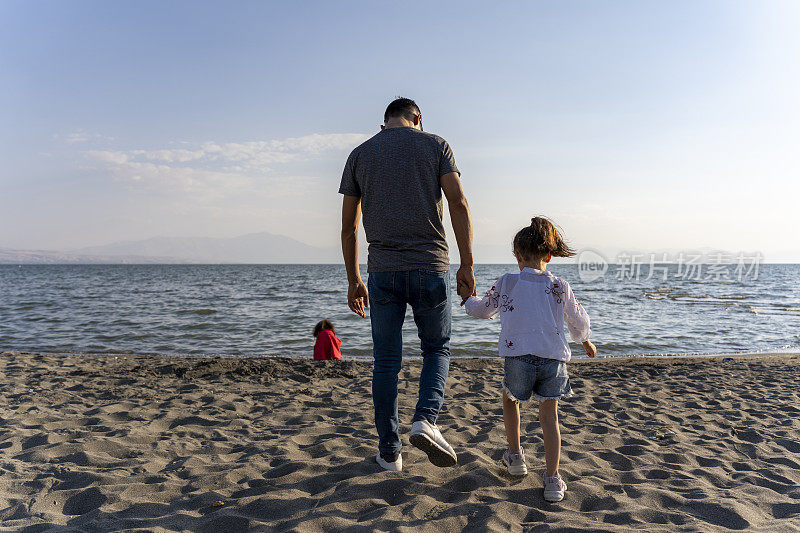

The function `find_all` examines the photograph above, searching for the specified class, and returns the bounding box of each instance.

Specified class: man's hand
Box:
[348,280,369,318]
[456,264,476,306]
[583,340,597,358]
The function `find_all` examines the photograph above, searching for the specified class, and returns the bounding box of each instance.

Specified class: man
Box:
[339,97,476,472]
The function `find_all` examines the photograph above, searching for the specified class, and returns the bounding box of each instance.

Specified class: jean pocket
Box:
[418,271,449,310]
[368,273,394,305]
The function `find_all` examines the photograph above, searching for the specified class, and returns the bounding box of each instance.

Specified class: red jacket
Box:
[313,329,342,360]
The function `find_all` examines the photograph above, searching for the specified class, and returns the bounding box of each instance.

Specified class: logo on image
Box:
[577,249,608,283]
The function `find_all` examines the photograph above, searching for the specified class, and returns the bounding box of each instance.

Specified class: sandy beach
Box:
[1,351,799,532]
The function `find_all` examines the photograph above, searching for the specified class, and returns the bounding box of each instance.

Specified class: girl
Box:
[313,319,342,361]
[463,217,596,502]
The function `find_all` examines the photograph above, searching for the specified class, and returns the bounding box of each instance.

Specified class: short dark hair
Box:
[384,97,421,123]
[513,216,576,261]
[313,319,335,337]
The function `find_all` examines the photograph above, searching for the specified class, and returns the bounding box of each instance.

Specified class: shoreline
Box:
[1,350,798,531]
[3,348,799,363]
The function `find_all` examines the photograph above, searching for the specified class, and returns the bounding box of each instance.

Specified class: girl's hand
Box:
[583,340,597,358]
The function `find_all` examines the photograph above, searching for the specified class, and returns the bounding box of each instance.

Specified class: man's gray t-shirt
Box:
[339,127,460,273]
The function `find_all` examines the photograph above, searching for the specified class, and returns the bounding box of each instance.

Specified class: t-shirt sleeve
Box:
[338,150,361,197]
[439,140,460,177]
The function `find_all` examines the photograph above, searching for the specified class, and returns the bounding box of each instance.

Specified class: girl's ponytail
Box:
[513,216,576,259]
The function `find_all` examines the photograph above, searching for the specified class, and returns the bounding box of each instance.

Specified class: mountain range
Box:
[1,234,790,265]
[1,232,586,265]
[0,233,344,264]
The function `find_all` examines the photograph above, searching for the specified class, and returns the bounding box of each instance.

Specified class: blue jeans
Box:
[368,270,451,456]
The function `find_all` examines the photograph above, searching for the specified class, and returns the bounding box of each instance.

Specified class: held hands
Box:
[456,265,476,306]
[583,340,597,358]
[348,268,473,315]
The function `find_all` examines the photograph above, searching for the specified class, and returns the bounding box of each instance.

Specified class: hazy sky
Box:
[2,1,799,261]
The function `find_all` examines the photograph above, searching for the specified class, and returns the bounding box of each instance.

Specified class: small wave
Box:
[643,287,750,302]
[640,287,800,316]
[178,308,218,316]
[741,303,800,316]
[182,323,215,330]
[93,334,147,342]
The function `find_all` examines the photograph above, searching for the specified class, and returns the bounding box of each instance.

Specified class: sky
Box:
[2,0,799,262]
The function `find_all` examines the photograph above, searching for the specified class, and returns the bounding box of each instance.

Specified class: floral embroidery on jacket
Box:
[505,340,514,349]
[484,285,500,308]
[545,282,565,304]
[500,295,514,312]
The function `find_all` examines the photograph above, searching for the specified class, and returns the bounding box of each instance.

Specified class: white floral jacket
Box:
[464,267,591,361]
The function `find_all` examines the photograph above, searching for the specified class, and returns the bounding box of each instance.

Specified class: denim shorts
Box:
[503,354,573,403]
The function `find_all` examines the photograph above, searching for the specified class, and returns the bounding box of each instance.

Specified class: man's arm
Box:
[341,194,369,317]
[440,171,475,304]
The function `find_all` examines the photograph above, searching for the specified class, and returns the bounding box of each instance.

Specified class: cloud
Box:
[56,129,116,144]
[86,133,367,171]
[82,132,368,202]
[85,150,129,164]
[66,132,90,143]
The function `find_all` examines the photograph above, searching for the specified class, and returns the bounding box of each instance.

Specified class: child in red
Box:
[313,319,342,360]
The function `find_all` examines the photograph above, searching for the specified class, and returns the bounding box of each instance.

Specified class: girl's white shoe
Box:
[502,448,528,476]
[543,472,567,502]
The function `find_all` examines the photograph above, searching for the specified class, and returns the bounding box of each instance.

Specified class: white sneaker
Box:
[502,448,528,476]
[376,452,402,472]
[543,472,566,502]
[408,419,457,467]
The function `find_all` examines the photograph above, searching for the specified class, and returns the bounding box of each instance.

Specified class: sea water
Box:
[1,264,798,359]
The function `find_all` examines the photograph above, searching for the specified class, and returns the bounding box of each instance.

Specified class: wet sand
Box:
[1,350,799,532]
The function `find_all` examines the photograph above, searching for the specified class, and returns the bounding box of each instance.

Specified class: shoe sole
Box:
[502,456,528,476]
[409,433,457,467]
[544,491,564,502]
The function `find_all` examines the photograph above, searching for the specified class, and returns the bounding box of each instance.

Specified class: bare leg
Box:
[539,399,560,476]
[502,390,521,451]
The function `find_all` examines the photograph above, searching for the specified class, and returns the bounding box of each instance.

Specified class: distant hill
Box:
[71,232,341,263]
[3,232,525,265]
[0,248,189,264]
